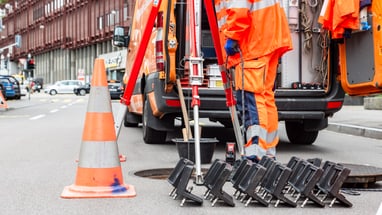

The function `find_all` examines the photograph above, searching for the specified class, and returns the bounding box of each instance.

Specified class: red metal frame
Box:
[188,0,201,108]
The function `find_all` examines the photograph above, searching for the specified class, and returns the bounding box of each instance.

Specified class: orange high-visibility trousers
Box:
[235,51,281,161]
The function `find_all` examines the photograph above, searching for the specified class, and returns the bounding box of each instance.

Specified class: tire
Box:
[49,90,57,95]
[142,99,167,144]
[285,121,319,145]
[79,89,86,96]
[123,110,139,127]
[124,121,139,127]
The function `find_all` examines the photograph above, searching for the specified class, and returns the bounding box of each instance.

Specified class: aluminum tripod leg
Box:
[204,0,245,157]
[114,103,127,137]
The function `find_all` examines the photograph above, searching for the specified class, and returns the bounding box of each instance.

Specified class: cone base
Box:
[61,184,136,199]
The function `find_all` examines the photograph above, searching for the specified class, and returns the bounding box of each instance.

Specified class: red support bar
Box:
[203,0,236,107]
[188,0,200,108]
[120,0,163,106]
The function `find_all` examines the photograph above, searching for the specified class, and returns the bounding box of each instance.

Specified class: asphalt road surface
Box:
[0,94,381,215]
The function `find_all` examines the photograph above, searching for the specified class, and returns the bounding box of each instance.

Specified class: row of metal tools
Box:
[167,156,353,208]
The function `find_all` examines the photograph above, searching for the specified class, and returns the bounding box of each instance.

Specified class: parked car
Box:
[44,80,84,95]
[73,83,91,96]
[0,77,16,99]
[108,80,124,99]
[0,75,21,99]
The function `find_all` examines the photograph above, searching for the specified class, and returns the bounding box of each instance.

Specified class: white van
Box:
[44,80,84,95]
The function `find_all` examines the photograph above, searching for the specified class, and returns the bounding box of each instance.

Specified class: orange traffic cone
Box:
[61,58,136,198]
[0,91,8,110]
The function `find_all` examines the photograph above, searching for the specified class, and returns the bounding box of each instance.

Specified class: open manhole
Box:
[134,168,209,180]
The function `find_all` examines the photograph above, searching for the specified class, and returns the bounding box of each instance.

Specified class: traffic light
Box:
[27,59,35,70]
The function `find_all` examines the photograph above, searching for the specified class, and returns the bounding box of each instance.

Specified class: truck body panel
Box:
[118,0,380,145]
[339,1,382,96]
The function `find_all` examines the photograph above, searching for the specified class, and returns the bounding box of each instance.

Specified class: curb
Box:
[327,123,382,140]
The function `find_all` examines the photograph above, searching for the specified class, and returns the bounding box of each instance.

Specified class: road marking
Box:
[30,114,46,120]
[0,115,30,119]
[61,105,67,109]
[50,109,59,113]
[377,202,382,215]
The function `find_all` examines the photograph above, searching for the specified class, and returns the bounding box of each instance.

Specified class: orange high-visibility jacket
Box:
[319,0,360,39]
[219,0,292,68]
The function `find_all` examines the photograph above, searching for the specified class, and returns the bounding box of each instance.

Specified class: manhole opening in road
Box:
[134,168,209,180]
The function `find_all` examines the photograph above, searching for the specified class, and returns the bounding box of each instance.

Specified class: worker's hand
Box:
[224,39,239,56]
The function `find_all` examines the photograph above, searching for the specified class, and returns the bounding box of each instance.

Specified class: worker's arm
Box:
[223,5,251,41]
[223,2,251,56]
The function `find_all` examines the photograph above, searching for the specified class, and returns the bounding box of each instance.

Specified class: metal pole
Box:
[203,0,245,157]
[188,0,204,185]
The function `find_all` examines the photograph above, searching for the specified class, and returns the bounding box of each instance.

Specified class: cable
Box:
[300,0,313,53]
[239,50,245,148]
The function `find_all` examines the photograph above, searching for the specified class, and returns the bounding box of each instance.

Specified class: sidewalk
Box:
[327,105,382,139]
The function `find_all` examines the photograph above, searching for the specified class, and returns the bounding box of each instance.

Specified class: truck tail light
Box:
[327,101,343,109]
[156,12,164,71]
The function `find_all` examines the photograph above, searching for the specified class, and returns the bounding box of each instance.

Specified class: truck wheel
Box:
[142,100,167,144]
[285,121,318,145]
[124,110,139,127]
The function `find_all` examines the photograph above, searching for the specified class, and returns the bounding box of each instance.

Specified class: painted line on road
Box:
[50,109,59,113]
[377,202,382,215]
[0,115,30,119]
[29,114,46,120]
[61,105,67,109]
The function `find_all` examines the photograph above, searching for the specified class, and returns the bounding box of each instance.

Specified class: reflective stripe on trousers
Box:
[235,53,281,159]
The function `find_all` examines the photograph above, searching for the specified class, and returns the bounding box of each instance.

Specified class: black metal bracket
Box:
[174,164,204,206]
[238,163,267,207]
[202,159,226,199]
[315,163,353,207]
[230,159,252,199]
[167,158,194,198]
[256,162,296,207]
[203,160,235,207]
[286,160,325,207]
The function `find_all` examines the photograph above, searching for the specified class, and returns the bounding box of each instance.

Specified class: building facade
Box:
[0,0,134,84]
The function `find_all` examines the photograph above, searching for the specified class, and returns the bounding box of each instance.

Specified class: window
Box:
[98,16,103,30]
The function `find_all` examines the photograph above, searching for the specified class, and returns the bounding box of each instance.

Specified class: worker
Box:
[219,0,293,162]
